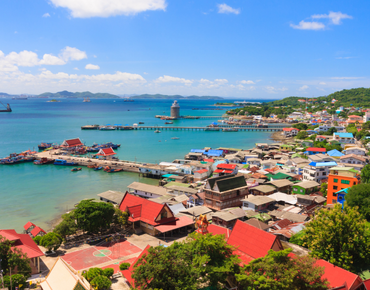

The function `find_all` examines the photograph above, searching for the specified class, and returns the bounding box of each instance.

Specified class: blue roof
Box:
[191,149,205,153]
[327,149,344,157]
[206,149,223,157]
[334,132,354,138]
[308,161,337,167]
[336,188,350,194]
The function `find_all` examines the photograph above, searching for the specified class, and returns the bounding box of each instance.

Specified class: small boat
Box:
[171,137,180,140]
[165,122,173,124]
[54,159,78,166]
[94,166,103,171]
[154,130,161,133]
[38,143,52,150]
[83,97,91,102]
[107,168,123,173]
[87,164,96,168]
[0,102,11,113]
[71,168,82,172]
[222,128,238,132]
[139,122,144,124]
[99,126,116,131]
[34,158,54,165]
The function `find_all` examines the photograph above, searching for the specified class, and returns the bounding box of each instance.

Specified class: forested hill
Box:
[38,91,120,99]
[131,94,224,100]
[270,88,370,107]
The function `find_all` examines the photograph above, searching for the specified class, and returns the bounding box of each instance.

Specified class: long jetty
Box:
[82,124,289,132]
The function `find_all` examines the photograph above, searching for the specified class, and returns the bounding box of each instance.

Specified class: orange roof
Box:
[217,163,237,169]
[207,224,231,238]
[31,226,46,237]
[62,138,83,147]
[24,221,36,231]
[96,147,116,156]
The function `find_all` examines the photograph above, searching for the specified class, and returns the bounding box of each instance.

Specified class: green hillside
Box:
[38,91,120,99]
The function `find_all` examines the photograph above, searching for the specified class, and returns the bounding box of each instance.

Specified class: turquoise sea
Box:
[0,98,273,231]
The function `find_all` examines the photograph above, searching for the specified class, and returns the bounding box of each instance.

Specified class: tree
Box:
[102,268,114,278]
[112,208,129,228]
[83,267,103,282]
[346,184,370,220]
[40,232,62,252]
[74,199,115,234]
[132,233,240,290]
[320,182,328,197]
[292,123,308,130]
[3,274,27,289]
[289,231,306,247]
[90,275,112,290]
[235,249,328,289]
[119,262,130,270]
[33,236,42,245]
[361,164,370,184]
[53,211,78,241]
[0,235,31,278]
[296,131,308,140]
[302,204,370,273]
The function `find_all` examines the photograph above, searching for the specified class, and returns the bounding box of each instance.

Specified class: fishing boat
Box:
[222,128,238,132]
[139,122,144,124]
[71,168,82,172]
[38,143,53,150]
[154,130,161,133]
[83,97,91,102]
[99,125,116,130]
[94,166,103,171]
[54,159,78,166]
[0,102,11,112]
[107,168,123,173]
[34,158,54,165]
[123,99,134,102]
[87,164,97,168]
[165,121,173,124]
[171,137,180,140]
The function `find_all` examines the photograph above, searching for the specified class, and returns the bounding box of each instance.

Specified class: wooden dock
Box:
[82,124,288,132]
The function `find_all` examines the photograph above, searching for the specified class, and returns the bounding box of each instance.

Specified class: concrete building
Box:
[171,100,180,119]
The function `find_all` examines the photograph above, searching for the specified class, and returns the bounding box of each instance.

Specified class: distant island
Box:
[130,94,224,100]
[38,90,119,99]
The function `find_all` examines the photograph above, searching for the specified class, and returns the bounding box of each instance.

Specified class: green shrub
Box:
[102,267,114,278]
[90,275,112,290]
[33,236,42,245]
[119,262,130,271]
[85,267,103,282]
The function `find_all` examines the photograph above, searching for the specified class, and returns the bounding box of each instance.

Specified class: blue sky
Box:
[0,0,368,98]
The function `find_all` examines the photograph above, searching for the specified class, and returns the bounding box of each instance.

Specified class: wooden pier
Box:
[82,124,288,132]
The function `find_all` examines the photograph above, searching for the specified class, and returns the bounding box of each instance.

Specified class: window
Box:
[293,188,298,192]
[341,180,350,185]
[300,189,303,193]
[333,186,338,190]
[334,179,338,183]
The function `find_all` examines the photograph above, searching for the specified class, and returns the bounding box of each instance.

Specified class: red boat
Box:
[34,158,55,165]
[71,168,82,172]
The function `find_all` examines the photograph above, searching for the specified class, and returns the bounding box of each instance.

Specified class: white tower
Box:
[171,100,180,119]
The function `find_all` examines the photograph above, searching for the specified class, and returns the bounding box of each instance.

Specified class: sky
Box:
[0,0,368,99]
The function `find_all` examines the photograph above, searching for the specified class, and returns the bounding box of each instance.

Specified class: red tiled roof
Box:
[271,219,292,230]
[203,159,214,163]
[195,169,208,174]
[283,128,299,131]
[364,278,370,290]
[96,147,116,156]
[119,193,176,226]
[63,138,83,147]
[306,147,326,152]
[207,224,230,239]
[227,220,279,261]
[217,163,237,169]
[316,259,362,290]
[154,216,193,233]
[214,169,233,174]
[0,230,44,259]
[24,221,36,231]
[30,226,46,237]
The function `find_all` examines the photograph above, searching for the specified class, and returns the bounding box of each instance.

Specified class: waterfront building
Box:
[326,167,360,205]
[61,138,83,148]
[170,100,180,119]
[97,190,126,205]
[127,182,168,199]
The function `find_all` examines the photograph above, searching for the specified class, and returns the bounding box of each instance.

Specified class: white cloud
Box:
[217,3,240,15]
[215,78,228,84]
[85,64,100,70]
[50,0,167,18]
[265,86,288,93]
[319,82,326,85]
[312,11,352,25]
[299,85,309,91]
[156,75,193,85]
[74,67,79,70]
[336,56,355,59]
[43,13,51,17]
[59,46,87,61]
[40,54,66,65]
[240,80,255,85]
[331,77,362,80]
[290,20,325,30]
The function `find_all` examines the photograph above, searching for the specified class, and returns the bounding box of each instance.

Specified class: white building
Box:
[343,146,366,156]
[302,161,337,183]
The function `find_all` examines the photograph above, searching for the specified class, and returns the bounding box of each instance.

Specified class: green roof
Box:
[265,172,290,181]
[215,175,247,192]
[217,147,242,151]
[330,167,357,172]
[242,164,250,169]
[254,213,271,222]
[207,174,236,190]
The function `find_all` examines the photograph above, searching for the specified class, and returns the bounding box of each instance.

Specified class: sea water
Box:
[0,98,273,231]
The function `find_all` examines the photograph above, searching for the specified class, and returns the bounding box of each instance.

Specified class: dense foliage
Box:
[38,90,120,99]
[119,262,130,270]
[346,184,370,220]
[302,204,370,273]
[90,275,112,290]
[235,249,328,289]
[360,164,370,184]
[74,199,115,234]
[0,235,31,278]
[40,232,63,252]
[2,274,27,289]
[53,211,78,240]
[132,233,240,290]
